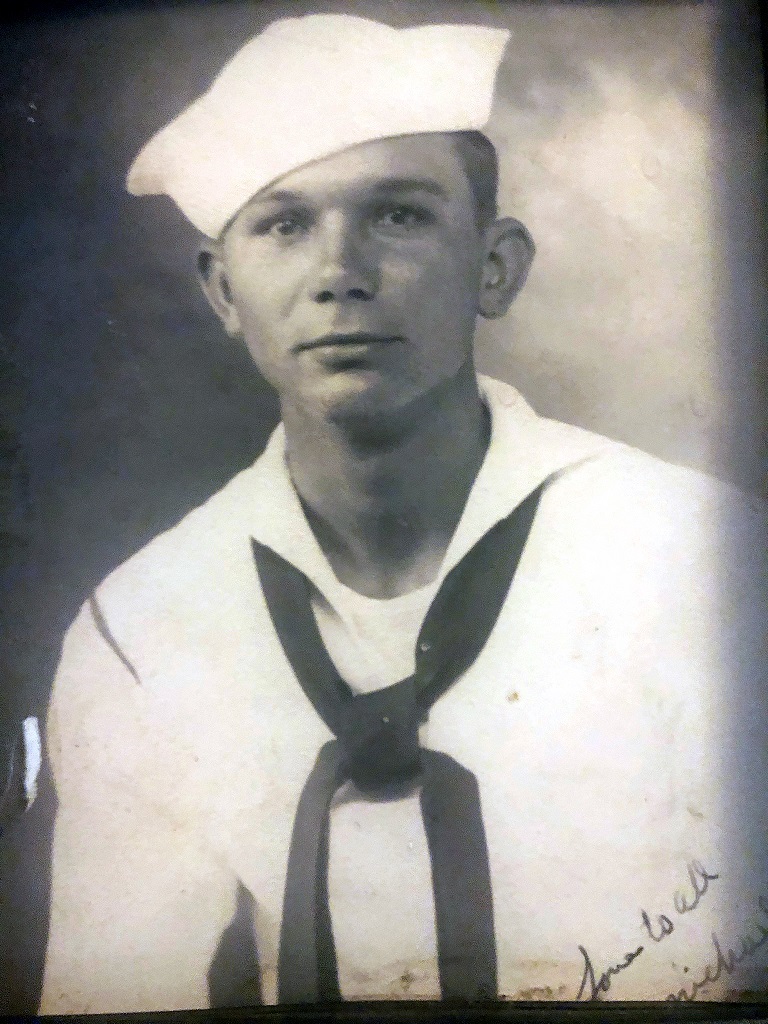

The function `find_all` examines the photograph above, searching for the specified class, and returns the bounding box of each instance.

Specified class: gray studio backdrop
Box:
[0,0,766,1011]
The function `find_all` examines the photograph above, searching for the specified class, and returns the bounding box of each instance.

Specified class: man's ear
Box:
[197,244,242,337]
[477,218,535,320]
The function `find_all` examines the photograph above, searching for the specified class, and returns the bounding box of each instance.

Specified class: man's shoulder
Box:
[553,429,743,512]
[91,455,270,625]
[525,405,758,524]
[526,408,766,596]
[483,375,761,522]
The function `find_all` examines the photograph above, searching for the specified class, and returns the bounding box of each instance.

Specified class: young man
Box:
[40,13,767,1013]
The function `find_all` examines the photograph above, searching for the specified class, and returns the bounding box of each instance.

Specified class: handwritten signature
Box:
[576,942,645,1000]
[641,860,719,943]
[576,860,719,1000]
[666,895,768,1001]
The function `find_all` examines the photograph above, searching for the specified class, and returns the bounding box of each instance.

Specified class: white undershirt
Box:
[312,575,441,693]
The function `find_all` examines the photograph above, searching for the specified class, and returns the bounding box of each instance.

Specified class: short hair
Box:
[451,130,499,232]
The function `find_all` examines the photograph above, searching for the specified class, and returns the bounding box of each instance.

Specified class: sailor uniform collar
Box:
[244,375,612,602]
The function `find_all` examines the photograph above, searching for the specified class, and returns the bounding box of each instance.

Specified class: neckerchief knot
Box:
[337,677,421,792]
[250,483,543,1002]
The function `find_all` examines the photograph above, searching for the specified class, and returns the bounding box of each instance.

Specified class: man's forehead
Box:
[241,134,470,209]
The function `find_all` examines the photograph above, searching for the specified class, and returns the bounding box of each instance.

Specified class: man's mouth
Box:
[295,332,403,353]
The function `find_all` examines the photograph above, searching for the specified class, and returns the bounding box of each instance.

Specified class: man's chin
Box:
[294,368,424,426]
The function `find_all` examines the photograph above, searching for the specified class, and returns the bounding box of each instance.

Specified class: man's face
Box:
[213,134,489,421]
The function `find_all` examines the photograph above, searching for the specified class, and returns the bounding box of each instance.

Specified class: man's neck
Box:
[282,363,490,599]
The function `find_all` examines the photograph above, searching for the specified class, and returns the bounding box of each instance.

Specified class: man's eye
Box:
[272,217,305,238]
[272,218,302,236]
[254,214,308,239]
[374,205,432,230]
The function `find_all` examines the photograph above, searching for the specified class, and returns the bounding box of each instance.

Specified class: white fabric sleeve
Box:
[39,599,238,1014]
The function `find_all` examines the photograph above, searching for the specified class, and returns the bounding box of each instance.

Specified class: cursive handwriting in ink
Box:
[673,860,720,915]
[641,909,674,943]
[576,943,645,1000]
[666,895,768,1002]
[639,860,718,944]
[575,859,719,1000]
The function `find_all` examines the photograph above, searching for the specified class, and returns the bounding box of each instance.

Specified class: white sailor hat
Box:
[126,14,510,238]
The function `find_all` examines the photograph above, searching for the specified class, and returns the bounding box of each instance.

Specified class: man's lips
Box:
[295,332,403,353]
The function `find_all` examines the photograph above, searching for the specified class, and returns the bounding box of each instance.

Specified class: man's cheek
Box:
[395,261,454,304]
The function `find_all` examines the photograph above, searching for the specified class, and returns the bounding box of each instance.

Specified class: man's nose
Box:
[311,216,378,304]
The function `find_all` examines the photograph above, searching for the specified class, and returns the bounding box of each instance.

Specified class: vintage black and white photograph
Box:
[0,0,767,1014]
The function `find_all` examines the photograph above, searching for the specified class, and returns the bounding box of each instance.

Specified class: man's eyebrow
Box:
[250,188,306,206]
[253,179,449,205]
[370,177,449,199]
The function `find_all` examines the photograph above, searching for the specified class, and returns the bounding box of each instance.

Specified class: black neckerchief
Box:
[251,484,542,1003]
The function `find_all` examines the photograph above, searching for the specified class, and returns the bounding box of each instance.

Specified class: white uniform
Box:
[40,376,768,1012]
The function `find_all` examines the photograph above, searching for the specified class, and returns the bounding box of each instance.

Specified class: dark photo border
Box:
[1,0,767,1020]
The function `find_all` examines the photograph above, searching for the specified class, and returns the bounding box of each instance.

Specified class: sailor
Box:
[40,13,767,1013]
